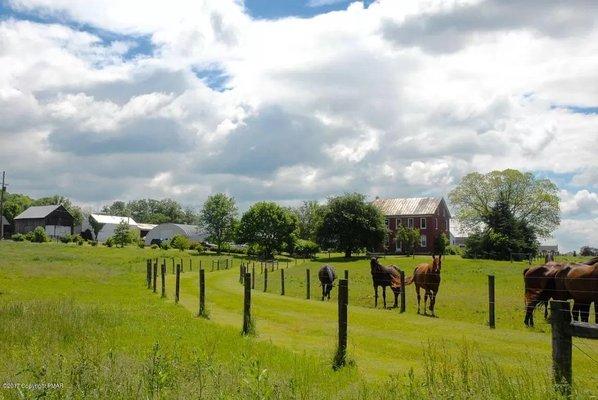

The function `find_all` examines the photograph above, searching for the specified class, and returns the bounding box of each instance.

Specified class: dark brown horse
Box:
[523,262,568,327]
[523,256,598,326]
[370,257,402,308]
[401,255,442,316]
[318,265,336,300]
[555,257,598,323]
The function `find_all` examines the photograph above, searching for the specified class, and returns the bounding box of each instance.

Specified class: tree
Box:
[170,235,191,251]
[292,201,324,242]
[449,169,559,238]
[580,246,598,256]
[2,193,33,223]
[200,193,237,254]
[396,226,420,258]
[113,220,134,248]
[238,202,298,259]
[102,198,198,224]
[434,233,450,256]
[316,193,387,258]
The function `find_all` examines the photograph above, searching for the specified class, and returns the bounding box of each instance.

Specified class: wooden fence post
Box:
[400,270,406,313]
[175,264,181,304]
[488,275,495,329]
[334,279,348,369]
[263,268,268,292]
[281,269,285,295]
[242,272,252,335]
[161,261,166,298]
[152,260,158,293]
[239,264,244,284]
[198,269,206,318]
[189,258,192,271]
[306,269,311,300]
[344,270,349,281]
[550,300,572,396]
[146,259,151,289]
[172,258,175,274]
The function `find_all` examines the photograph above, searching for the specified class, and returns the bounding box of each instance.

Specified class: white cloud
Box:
[0,0,597,250]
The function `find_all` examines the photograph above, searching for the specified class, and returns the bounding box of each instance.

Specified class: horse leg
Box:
[393,289,399,308]
[322,284,325,301]
[423,291,428,315]
[543,301,549,320]
[430,291,436,317]
[416,285,421,314]
[572,302,580,322]
[374,285,378,308]
[580,302,590,323]
[382,286,387,309]
[524,299,540,327]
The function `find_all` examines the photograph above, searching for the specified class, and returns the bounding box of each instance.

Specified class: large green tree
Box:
[316,193,387,258]
[292,200,324,242]
[102,198,198,224]
[2,193,33,223]
[238,202,298,259]
[448,169,560,238]
[200,193,237,254]
[396,226,420,258]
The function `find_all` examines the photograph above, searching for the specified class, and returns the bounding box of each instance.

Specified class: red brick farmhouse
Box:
[372,197,451,254]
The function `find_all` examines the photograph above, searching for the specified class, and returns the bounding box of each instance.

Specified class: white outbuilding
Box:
[144,223,207,245]
[81,214,140,242]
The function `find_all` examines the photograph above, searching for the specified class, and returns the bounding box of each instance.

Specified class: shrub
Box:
[72,234,84,245]
[150,244,159,249]
[60,234,73,244]
[137,239,146,249]
[170,235,190,251]
[160,240,170,250]
[30,227,50,243]
[294,239,320,258]
[190,242,204,254]
[90,240,98,247]
[446,245,463,255]
[105,237,115,248]
[11,233,25,242]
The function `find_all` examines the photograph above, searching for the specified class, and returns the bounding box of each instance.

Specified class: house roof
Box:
[90,213,137,226]
[137,223,157,231]
[2,216,8,225]
[372,197,448,216]
[14,205,63,220]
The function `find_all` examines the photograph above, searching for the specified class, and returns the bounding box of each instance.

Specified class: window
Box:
[420,218,427,229]
[420,235,427,248]
[407,218,413,228]
[435,218,438,229]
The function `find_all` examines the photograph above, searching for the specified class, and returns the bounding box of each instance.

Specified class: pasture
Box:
[0,241,596,399]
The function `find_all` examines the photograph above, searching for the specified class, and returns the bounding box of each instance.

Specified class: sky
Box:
[0,0,597,252]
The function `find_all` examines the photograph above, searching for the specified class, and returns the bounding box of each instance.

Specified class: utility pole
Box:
[0,171,6,240]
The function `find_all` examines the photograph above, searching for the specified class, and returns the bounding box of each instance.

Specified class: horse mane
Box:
[583,256,598,265]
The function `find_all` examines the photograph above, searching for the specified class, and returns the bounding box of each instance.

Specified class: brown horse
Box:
[370,257,402,308]
[523,262,568,327]
[523,256,598,326]
[403,255,442,316]
[555,257,598,323]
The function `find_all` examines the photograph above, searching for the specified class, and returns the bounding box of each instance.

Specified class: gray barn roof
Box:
[14,205,63,220]
[372,197,448,216]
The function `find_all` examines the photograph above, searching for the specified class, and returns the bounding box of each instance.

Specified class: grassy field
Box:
[0,241,596,399]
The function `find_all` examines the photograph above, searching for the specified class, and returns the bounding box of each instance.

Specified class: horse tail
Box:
[404,275,414,286]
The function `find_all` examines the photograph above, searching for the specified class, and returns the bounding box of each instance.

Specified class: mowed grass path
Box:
[172,256,597,388]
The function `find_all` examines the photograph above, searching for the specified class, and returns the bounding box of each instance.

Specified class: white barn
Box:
[144,223,207,245]
[81,214,140,242]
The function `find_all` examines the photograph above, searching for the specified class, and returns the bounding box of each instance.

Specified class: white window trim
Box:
[420,234,427,248]
[420,217,426,230]
[407,218,413,228]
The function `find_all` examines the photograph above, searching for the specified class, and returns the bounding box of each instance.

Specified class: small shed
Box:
[2,215,13,238]
[81,214,139,242]
[14,205,74,238]
[144,223,207,245]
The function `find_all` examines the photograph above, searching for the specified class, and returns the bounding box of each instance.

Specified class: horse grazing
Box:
[555,257,598,323]
[370,257,402,308]
[402,255,442,316]
[318,265,336,300]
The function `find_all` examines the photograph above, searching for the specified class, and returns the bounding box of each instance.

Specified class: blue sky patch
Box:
[551,103,598,115]
[192,67,230,92]
[243,0,375,19]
